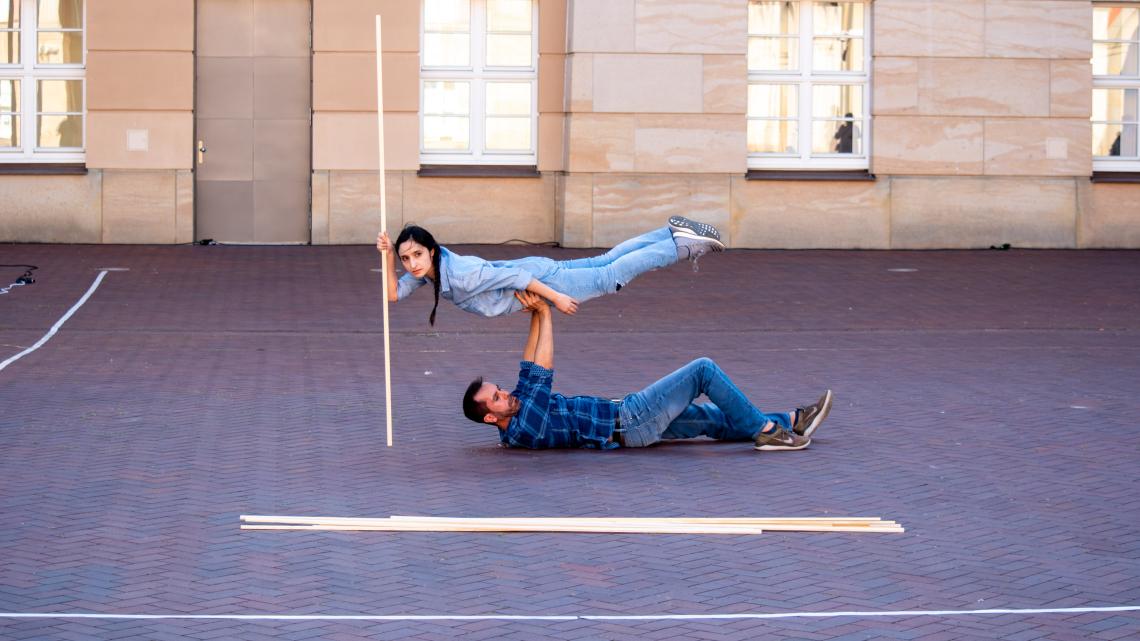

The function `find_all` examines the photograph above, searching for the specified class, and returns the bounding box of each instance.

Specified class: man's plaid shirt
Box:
[499,361,618,449]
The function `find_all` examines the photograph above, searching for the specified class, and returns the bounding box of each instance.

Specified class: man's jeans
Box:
[503,227,677,312]
[617,358,791,448]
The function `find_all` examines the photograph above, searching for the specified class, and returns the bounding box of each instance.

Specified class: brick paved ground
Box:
[0,244,1138,640]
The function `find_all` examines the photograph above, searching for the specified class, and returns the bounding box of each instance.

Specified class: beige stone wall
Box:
[552,0,1138,250]
[311,0,567,244]
[84,0,195,243]
[0,174,104,243]
[4,0,1139,247]
[864,0,1113,249]
[559,0,746,246]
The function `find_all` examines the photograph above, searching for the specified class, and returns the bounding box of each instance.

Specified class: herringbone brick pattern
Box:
[1,245,1138,640]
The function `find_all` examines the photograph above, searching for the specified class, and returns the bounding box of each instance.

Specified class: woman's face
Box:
[398,239,435,279]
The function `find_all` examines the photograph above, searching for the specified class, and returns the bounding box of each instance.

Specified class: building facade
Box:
[0,0,1137,248]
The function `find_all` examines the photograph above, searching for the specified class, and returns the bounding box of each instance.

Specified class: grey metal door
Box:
[195,0,311,243]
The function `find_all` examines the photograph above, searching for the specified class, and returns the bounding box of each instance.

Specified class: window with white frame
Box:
[0,0,85,163]
[1093,4,1140,171]
[420,0,537,166]
[747,0,869,170]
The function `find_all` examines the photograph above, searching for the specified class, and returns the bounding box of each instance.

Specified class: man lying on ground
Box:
[461,291,832,451]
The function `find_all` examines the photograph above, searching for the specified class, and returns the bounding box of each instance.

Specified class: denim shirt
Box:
[396,247,534,317]
[500,361,618,450]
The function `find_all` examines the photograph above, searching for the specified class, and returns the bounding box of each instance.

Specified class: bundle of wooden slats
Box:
[240,515,904,535]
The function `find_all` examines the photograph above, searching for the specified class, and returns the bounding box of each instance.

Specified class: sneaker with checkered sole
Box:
[668,216,722,242]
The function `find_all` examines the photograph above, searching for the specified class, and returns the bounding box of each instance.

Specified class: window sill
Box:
[0,163,88,175]
[1091,171,1140,184]
[417,164,540,178]
[746,169,875,182]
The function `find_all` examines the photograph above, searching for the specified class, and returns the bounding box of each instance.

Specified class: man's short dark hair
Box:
[462,377,488,424]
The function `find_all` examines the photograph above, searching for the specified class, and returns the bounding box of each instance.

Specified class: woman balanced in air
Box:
[376,217,724,325]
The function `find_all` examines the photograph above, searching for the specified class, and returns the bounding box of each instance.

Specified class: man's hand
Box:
[515,291,553,368]
[515,290,548,313]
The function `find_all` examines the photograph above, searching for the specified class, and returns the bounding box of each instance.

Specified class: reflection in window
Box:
[1093,6,1140,163]
[1092,88,1139,158]
[486,0,531,67]
[36,0,82,64]
[36,78,81,147]
[0,77,16,147]
[811,85,862,153]
[485,81,530,150]
[748,1,798,71]
[747,84,797,153]
[2,0,85,160]
[421,0,536,164]
[747,0,869,168]
[1,0,17,64]
[424,0,471,67]
[423,81,470,150]
[812,2,863,72]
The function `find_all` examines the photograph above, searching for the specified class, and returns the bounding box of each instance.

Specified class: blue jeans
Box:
[617,358,791,448]
[502,227,677,312]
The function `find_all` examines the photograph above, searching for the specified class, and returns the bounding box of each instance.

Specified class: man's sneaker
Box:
[674,235,725,261]
[669,216,722,242]
[792,390,833,438]
[754,427,811,451]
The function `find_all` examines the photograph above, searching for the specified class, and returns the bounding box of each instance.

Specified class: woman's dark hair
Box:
[395,225,443,326]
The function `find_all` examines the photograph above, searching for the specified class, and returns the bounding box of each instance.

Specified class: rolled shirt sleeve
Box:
[513,361,552,409]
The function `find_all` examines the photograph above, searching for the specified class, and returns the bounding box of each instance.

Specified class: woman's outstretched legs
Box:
[556,227,674,270]
[539,235,678,303]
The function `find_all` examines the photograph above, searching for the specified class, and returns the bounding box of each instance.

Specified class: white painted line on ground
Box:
[0,270,109,373]
[1,605,1137,622]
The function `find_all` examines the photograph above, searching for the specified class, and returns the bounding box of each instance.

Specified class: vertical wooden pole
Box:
[376,15,393,447]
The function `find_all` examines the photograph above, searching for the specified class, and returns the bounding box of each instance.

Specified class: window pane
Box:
[748,83,796,118]
[748,119,797,153]
[813,37,862,71]
[748,36,798,71]
[1093,88,1139,122]
[1,0,18,27]
[423,33,470,67]
[424,0,469,32]
[423,81,469,115]
[0,32,17,64]
[39,0,82,28]
[423,115,469,150]
[37,79,82,112]
[0,78,16,110]
[814,2,863,36]
[813,84,862,118]
[487,0,531,32]
[1093,123,1138,157]
[813,119,862,154]
[485,117,530,150]
[748,1,797,35]
[486,34,531,67]
[486,82,530,116]
[1093,42,1139,76]
[38,113,82,147]
[0,114,16,146]
[1093,7,1139,41]
[37,31,83,64]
